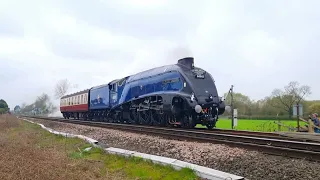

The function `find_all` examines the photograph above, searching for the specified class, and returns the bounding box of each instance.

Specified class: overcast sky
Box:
[1,0,319,110]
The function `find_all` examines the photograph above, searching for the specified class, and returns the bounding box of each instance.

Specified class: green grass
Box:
[22,120,199,180]
[71,148,198,180]
[197,119,308,132]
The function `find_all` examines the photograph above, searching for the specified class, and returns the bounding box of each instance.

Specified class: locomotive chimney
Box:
[177,57,194,69]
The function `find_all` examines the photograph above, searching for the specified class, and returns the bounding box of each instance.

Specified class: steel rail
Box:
[185,127,315,142]
[20,115,320,162]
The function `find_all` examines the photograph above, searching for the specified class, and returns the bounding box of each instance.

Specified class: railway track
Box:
[20,115,320,162]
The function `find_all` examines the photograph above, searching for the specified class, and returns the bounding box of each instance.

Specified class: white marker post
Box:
[233,109,238,128]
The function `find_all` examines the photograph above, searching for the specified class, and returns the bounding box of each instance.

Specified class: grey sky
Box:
[0,0,319,110]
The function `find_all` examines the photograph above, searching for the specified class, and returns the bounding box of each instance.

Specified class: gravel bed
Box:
[26,118,320,180]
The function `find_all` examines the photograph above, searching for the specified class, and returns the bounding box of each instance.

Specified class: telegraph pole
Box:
[296,103,300,132]
[230,85,234,129]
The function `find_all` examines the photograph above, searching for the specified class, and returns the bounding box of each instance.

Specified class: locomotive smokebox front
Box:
[177,57,194,69]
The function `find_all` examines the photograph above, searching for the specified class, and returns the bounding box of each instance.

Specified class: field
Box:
[197,119,308,132]
[0,114,199,180]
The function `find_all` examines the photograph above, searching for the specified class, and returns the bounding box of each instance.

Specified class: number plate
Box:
[192,68,206,79]
[196,74,205,79]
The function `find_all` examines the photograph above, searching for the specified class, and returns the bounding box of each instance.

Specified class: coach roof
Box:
[61,89,90,99]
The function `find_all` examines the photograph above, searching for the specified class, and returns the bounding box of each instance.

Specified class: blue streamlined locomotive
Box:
[60,57,225,129]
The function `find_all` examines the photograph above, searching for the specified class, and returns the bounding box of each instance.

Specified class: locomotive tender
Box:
[60,57,225,129]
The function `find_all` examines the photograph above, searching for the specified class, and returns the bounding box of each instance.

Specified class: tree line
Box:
[223,81,319,120]
[14,79,77,116]
[13,93,57,116]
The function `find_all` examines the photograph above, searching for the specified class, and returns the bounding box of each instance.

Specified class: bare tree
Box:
[269,81,311,118]
[54,79,78,99]
[18,93,57,116]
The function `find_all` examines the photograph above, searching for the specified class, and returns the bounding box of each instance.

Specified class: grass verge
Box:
[0,115,199,180]
[197,119,308,132]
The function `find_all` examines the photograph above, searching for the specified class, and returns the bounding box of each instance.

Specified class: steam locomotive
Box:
[60,57,225,129]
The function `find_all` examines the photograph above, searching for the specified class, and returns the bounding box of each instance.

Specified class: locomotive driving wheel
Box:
[128,109,139,124]
[151,111,167,126]
[138,110,151,125]
[181,115,196,129]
